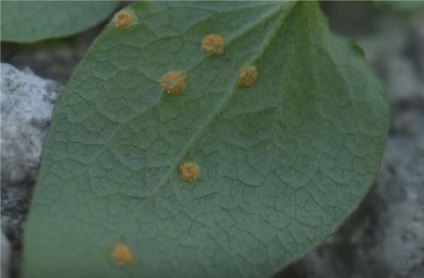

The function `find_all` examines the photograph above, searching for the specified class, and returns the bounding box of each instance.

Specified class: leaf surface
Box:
[23,1,388,277]
[1,0,118,42]
[377,0,424,12]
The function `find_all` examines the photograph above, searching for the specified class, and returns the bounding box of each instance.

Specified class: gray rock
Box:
[0,63,64,187]
[1,230,10,278]
[1,184,33,278]
[355,12,424,102]
[0,64,63,277]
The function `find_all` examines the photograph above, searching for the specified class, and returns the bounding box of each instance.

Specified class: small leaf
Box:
[376,0,424,12]
[23,1,389,278]
[0,0,118,43]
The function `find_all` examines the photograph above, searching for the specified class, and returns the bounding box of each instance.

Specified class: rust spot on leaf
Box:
[113,10,135,29]
[179,162,199,183]
[201,34,224,55]
[238,66,257,88]
[111,243,133,266]
[160,71,186,95]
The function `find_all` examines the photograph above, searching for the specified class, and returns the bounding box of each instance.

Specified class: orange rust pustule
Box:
[238,66,258,88]
[160,71,186,95]
[113,10,133,29]
[179,162,199,183]
[111,244,133,266]
[201,34,225,55]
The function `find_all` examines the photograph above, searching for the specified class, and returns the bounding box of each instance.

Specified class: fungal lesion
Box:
[160,71,186,95]
[201,34,225,55]
[179,162,199,183]
[111,243,134,266]
[238,66,258,88]
[113,9,137,29]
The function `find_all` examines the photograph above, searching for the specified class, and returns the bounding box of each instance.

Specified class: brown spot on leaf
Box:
[113,10,135,29]
[238,66,257,88]
[201,34,225,55]
[160,71,186,95]
[111,244,133,266]
[179,162,199,183]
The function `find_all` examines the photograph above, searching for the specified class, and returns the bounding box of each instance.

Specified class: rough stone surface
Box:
[1,185,33,278]
[1,230,10,278]
[1,64,64,277]
[0,63,64,187]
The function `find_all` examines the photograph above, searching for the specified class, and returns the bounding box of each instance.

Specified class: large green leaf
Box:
[1,0,118,43]
[23,1,388,277]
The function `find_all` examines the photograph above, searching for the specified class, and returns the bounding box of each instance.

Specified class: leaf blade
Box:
[23,1,388,278]
[1,1,118,43]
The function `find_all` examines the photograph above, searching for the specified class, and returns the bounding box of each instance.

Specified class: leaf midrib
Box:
[133,2,299,213]
[48,1,298,207]
[60,2,295,176]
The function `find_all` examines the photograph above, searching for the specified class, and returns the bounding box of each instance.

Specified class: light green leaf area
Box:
[23,1,388,278]
[1,0,118,43]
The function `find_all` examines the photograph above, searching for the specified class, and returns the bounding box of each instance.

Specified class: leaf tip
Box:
[160,71,186,95]
[201,34,225,55]
[238,66,257,88]
[113,9,137,29]
[179,162,199,183]
[111,243,133,266]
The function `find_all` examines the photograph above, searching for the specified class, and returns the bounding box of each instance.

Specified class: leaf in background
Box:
[376,0,424,12]
[23,1,389,277]
[0,0,118,43]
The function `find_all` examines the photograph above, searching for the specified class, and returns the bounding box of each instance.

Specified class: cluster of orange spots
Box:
[111,243,133,266]
[113,10,135,29]
[157,34,258,184]
[159,33,258,95]
[160,71,187,95]
[238,66,258,88]
[179,162,199,183]
[201,34,225,55]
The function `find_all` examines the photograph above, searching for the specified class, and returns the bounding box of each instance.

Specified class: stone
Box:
[0,63,64,187]
[1,185,33,278]
[355,15,424,102]
[1,63,63,277]
[1,230,10,278]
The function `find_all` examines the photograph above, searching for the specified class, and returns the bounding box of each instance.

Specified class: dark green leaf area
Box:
[1,1,118,42]
[23,2,388,278]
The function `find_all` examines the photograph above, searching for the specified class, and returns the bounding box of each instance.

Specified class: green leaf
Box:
[23,1,389,277]
[376,0,424,12]
[0,0,118,43]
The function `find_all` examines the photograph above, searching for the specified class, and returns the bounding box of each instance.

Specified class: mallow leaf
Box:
[23,1,388,278]
[376,0,424,12]
[0,0,118,43]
